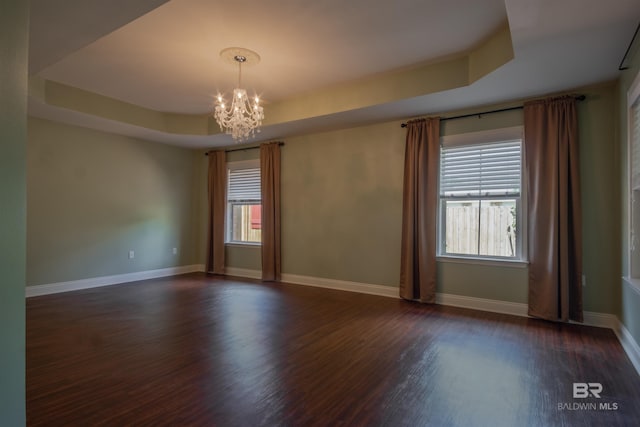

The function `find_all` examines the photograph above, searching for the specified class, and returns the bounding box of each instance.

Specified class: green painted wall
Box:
[194,151,208,267]
[0,0,28,424]
[227,245,262,271]
[440,107,522,134]
[27,118,201,286]
[281,122,405,285]
[578,83,620,314]
[618,39,640,345]
[438,262,528,303]
[223,84,621,313]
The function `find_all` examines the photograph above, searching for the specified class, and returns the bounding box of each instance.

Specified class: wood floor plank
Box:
[26,273,640,426]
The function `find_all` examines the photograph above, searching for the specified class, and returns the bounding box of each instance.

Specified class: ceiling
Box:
[28,0,640,148]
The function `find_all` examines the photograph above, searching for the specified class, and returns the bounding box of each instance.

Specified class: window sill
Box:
[436,255,528,269]
[225,242,261,248]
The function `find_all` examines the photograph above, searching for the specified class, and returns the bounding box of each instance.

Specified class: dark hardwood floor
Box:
[27,273,640,426]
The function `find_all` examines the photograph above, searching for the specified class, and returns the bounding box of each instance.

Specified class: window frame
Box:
[437,126,527,264]
[226,159,262,246]
[626,67,640,291]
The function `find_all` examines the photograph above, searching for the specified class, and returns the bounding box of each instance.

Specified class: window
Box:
[438,127,524,261]
[227,160,261,244]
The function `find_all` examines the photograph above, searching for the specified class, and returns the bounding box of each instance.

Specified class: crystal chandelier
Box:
[213,48,264,141]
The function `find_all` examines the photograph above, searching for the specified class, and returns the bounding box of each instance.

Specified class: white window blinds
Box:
[228,167,261,201]
[440,140,521,197]
[632,99,640,190]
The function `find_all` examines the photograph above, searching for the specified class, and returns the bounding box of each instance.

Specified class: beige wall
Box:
[27,117,201,286]
[223,84,621,312]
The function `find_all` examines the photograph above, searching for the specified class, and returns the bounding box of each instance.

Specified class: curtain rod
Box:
[205,142,285,155]
[400,94,586,128]
[619,22,640,71]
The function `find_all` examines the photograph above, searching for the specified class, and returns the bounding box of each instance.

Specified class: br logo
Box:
[573,383,603,398]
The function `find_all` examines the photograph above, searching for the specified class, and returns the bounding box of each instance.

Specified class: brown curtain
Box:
[260,142,281,281]
[206,150,227,275]
[400,118,440,302]
[524,96,583,322]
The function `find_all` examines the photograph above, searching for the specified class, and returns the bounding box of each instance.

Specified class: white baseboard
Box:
[225,267,262,280]
[432,295,618,331]
[581,311,619,329]
[25,264,205,297]
[435,293,528,317]
[614,321,640,376]
[226,269,620,328]
[277,273,617,329]
[281,273,399,298]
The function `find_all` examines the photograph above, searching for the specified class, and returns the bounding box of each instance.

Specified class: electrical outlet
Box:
[129,250,135,259]
[172,247,178,255]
